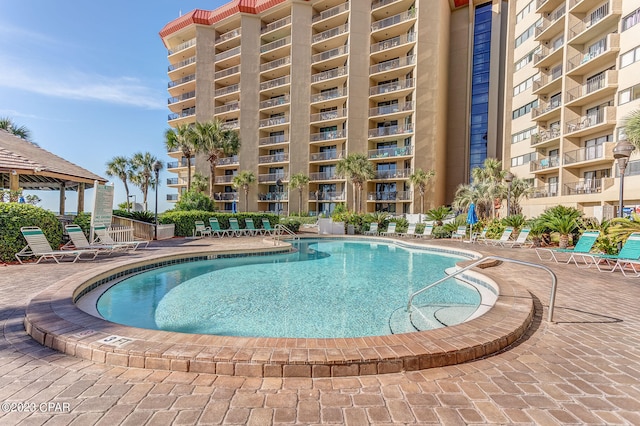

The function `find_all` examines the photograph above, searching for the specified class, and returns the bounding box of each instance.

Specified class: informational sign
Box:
[91,181,114,228]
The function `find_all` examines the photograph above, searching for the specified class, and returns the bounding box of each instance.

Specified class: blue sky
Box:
[0,1,226,213]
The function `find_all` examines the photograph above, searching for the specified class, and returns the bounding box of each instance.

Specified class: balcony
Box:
[213,192,239,202]
[369,79,414,98]
[168,107,195,123]
[370,33,416,55]
[371,9,416,33]
[215,46,241,62]
[565,70,617,107]
[311,66,347,84]
[531,184,559,198]
[568,0,621,44]
[368,145,413,160]
[312,24,349,45]
[310,151,345,162]
[310,129,346,143]
[214,175,236,184]
[309,171,340,181]
[566,33,619,76]
[373,168,412,180]
[260,56,290,73]
[261,16,291,35]
[260,75,290,92]
[215,84,240,98]
[216,28,241,45]
[370,55,416,77]
[369,101,414,119]
[565,106,616,136]
[534,5,565,41]
[168,90,195,106]
[258,173,288,183]
[259,134,289,147]
[167,158,195,169]
[563,178,609,196]
[371,0,403,11]
[310,109,347,124]
[563,143,613,167]
[214,65,240,81]
[530,156,560,173]
[533,44,563,69]
[215,102,240,115]
[258,153,289,164]
[312,2,349,24]
[221,120,239,130]
[531,99,562,120]
[258,192,288,201]
[309,191,345,201]
[536,0,564,14]
[311,87,348,104]
[311,45,349,65]
[216,156,239,166]
[168,56,195,73]
[166,178,179,185]
[367,191,412,201]
[168,73,195,89]
[532,67,562,95]
[368,123,414,139]
[531,126,560,147]
[168,38,195,56]
[259,95,290,110]
[259,115,289,129]
[260,36,291,54]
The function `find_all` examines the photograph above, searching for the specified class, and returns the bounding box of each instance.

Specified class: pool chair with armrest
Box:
[261,218,278,236]
[16,226,99,264]
[535,230,600,264]
[484,227,514,246]
[209,217,231,238]
[380,222,397,237]
[472,228,487,243]
[417,224,434,239]
[450,226,466,241]
[244,218,262,236]
[397,223,417,238]
[194,220,212,238]
[572,232,640,274]
[364,222,379,235]
[228,217,251,237]
[93,225,149,251]
[498,228,533,248]
[64,224,129,255]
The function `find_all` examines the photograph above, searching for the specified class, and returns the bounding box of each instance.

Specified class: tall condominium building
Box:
[503,0,640,220]
[160,0,508,215]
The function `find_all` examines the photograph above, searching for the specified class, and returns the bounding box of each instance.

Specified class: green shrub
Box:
[279,217,301,233]
[389,217,409,233]
[0,203,63,262]
[72,212,92,236]
[160,211,279,237]
[174,190,216,212]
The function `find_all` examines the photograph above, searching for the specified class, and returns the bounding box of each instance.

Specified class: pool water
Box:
[96,239,481,338]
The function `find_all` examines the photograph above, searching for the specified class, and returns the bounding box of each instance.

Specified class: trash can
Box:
[347,224,355,235]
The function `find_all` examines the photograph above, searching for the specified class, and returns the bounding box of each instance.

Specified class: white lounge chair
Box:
[498,228,533,248]
[398,223,417,238]
[364,223,379,235]
[64,224,129,254]
[451,226,466,241]
[93,225,149,250]
[416,224,434,238]
[16,226,98,264]
[485,227,514,246]
[380,222,397,237]
[194,220,212,237]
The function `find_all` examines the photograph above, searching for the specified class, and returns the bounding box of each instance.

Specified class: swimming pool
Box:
[94,239,482,338]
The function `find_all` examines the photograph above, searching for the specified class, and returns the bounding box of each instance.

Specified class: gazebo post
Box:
[59,182,66,215]
[9,170,19,192]
[77,182,85,214]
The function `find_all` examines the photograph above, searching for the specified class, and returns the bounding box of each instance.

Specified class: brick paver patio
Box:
[1,236,639,425]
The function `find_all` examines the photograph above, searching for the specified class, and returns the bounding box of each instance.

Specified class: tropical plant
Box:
[232,170,256,212]
[608,212,640,241]
[623,109,640,151]
[174,190,216,212]
[164,124,195,191]
[289,172,310,215]
[506,176,534,216]
[192,120,241,199]
[501,213,526,231]
[539,205,583,248]
[425,205,452,226]
[364,211,390,229]
[105,156,134,210]
[454,158,506,219]
[191,172,209,194]
[130,152,162,211]
[335,153,375,213]
[0,117,32,141]
[525,217,548,248]
[409,168,436,215]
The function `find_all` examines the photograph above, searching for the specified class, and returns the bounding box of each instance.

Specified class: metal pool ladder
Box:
[273,224,300,245]
[407,256,558,323]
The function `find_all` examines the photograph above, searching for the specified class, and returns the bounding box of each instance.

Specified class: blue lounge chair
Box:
[244,218,261,236]
[535,230,600,264]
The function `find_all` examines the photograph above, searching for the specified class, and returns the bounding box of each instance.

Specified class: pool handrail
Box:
[273,224,299,245]
[407,255,558,323]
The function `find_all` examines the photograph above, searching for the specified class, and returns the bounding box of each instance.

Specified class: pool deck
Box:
[2,236,640,424]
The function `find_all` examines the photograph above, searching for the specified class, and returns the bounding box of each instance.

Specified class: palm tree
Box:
[425,205,452,226]
[289,172,310,215]
[508,176,534,216]
[164,124,195,191]
[452,181,493,219]
[470,158,505,218]
[232,170,256,212]
[409,168,436,215]
[105,156,134,210]
[191,172,209,194]
[539,205,583,248]
[130,152,162,211]
[192,120,241,199]
[0,117,32,141]
[335,153,375,213]
[624,109,640,150]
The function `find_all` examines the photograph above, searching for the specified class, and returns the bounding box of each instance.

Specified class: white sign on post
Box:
[91,181,114,229]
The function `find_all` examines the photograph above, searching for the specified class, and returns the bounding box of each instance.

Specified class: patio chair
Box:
[16,226,99,264]
[498,228,533,248]
[535,230,600,264]
[472,228,488,243]
[364,222,379,235]
[244,218,261,236]
[229,217,251,237]
[417,224,434,239]
[380,222,397,237]
[209,217,231,238]
[64,224,129,254]
[261,218,278,236]
[573,233,640,274]
[194,220,212,238]
[398,223,417,238]
[93,225,149,250]
[450,226,466,241]
[484,227,514,246]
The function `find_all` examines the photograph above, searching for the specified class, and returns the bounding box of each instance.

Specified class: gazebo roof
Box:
[0,129,107,191]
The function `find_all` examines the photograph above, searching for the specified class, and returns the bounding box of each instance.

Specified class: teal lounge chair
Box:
[535,230,600,264]
[229,217,251,237]
[261,218,278,236]
[498,228,533,248]
[573,232,640,273]
[16,226,99,264]
[209,218,231,238]
[244,218,261,236]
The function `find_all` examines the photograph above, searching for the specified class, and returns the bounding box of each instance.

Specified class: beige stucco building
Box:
[503,0,640,220]
[160,0,509,215]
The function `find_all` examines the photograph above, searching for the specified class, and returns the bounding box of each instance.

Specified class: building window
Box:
[510,152,536,167]
[514,73,540,96]
[515,19,541,48]
[516,1,534,23]
[512,100,539,119]
[619,83,640,105]
[511,126,538,144]
[622,7,640,31]
[514,47,540,71]
[620,46,640,68]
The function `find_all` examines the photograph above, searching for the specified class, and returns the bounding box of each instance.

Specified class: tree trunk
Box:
[298,189,302,215]
[559,234,570,249]
[209,163,215,199]
[186,154,192,191]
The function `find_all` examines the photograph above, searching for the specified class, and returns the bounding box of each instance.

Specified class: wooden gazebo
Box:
[0,129,107,214]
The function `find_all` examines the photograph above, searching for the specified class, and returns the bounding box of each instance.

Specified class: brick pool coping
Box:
[24,238,535,377]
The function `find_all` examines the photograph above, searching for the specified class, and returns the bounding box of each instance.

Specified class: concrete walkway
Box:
[1,237,639,425]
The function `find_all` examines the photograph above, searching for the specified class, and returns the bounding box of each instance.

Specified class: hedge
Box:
[160,211,281,237]
[0,203,63,262]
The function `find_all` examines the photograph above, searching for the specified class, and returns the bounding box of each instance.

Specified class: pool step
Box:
[389,303,478,334]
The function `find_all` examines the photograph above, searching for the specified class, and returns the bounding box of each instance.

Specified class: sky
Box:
[0,0,228,213]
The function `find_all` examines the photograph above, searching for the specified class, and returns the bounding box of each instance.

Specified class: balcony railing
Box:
[168,56,195,72]
[168,74,195,88]
[260,36,291,54]
[213,192,239,201]
[565,71,617,103]
[168,38,195,55]
[259,134,289,146]
[531,99,561,119]
[532,67,562,92]
[215,102,240,115]
[370,55,416,74]
[259,115,289,128]
[216,156,239,166]
[259,153,289,164]
[530,156,560,172]
[372,0,403,10]
[309,191,345,201]
[215,46,241,62]
[311,87,348,103]
[564,178,603,195]
[261,16,291,34]
[260,75,290,91]
[369,78,414,96]
[311,66,347,83]
[168,107,195,121]
[168,91,195,105]
[221,120,239,130]
[258,192,288,201]
[310,109,347,122]
[260,95,290,109]
[368,124,414,138]
[370,33,416,53]
[312,24,348,44]
[258,173,288,183]
[214,175,236,184]
[310,129,346,142]
[374,168,412,179]
[215,65,240,80]
[565,107,615,133]
[216,28,241,44]
[369,101,414,117]
[535,4,565,37]
[310,150,345,161]
[371,9,416,32]
[312,45,349,63]
[566,34,619,72]
[533,44,562,66]
[167,194,179,201]
[166,178,179,185]
[563,145,604,165]
[312,2,349,23]
[260,56,290,72]
[531,184,558,198]
[367,191,412,201]
[309,171,340,181]
[531,127,560,146]
[568,1,613,40]
[368,145,413,159]
[215,84,240,97]
[167,158,195,169]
